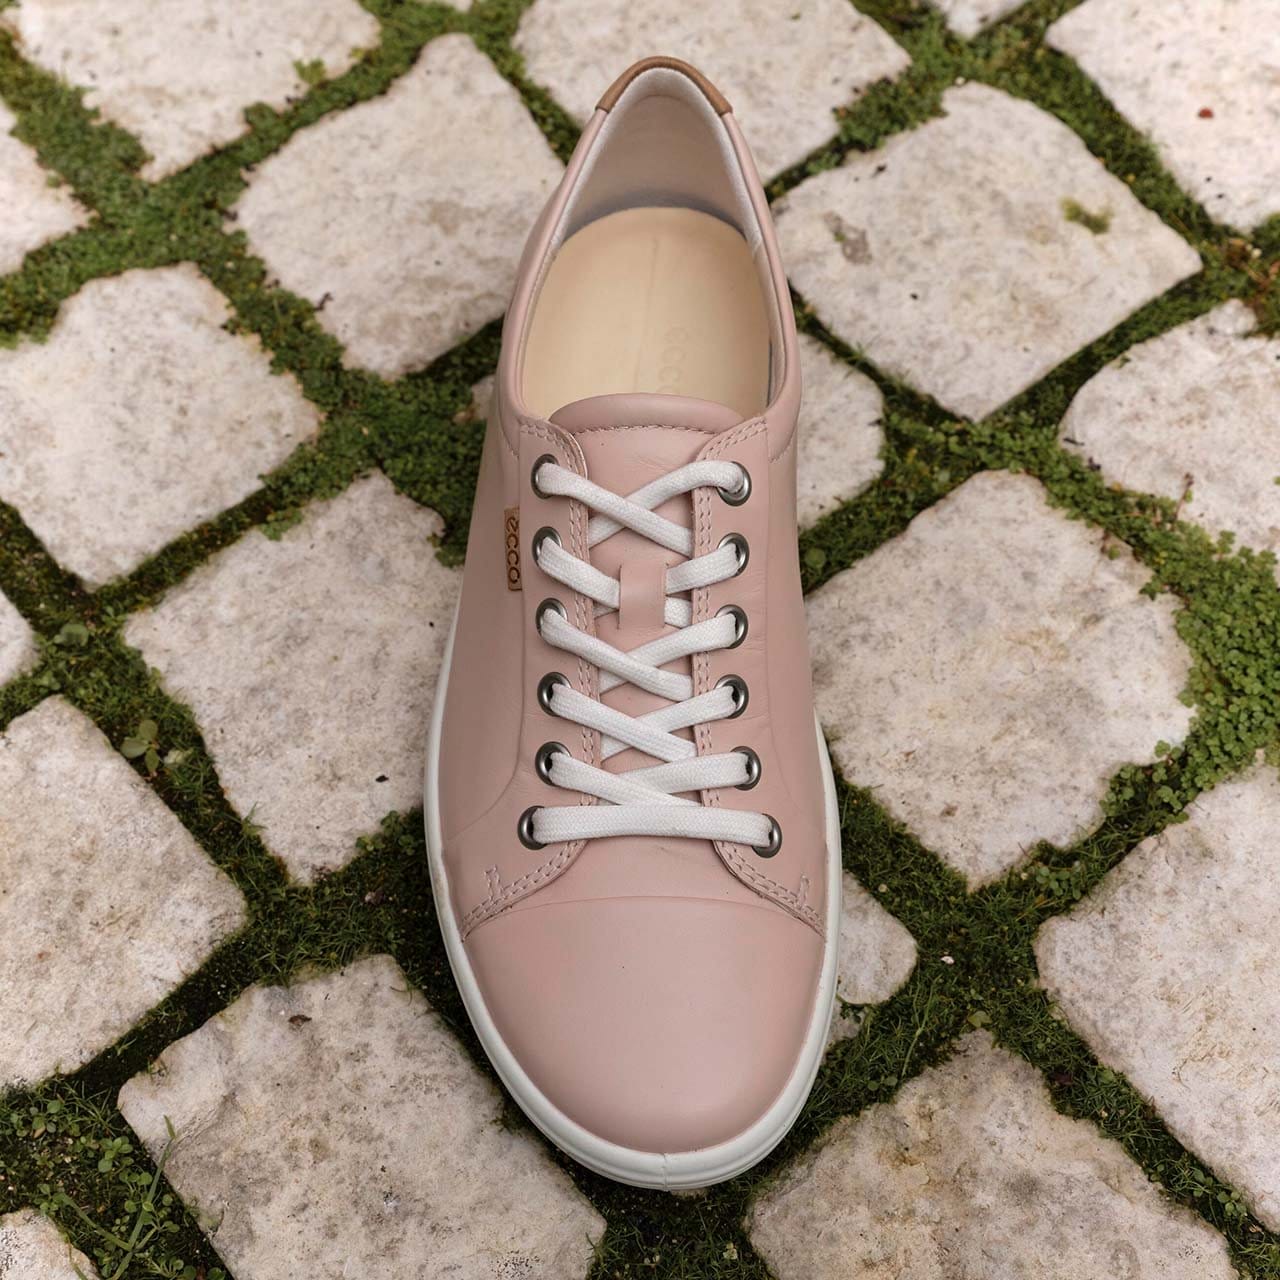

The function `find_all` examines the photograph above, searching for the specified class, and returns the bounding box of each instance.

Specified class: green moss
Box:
[0,1085,227,1280]
[467,0,584,164]
[0,29,149,212]
[1062,196,1111,233]
[293,58,328,87]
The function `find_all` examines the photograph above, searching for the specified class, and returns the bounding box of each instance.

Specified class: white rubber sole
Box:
[424,609,842,1190]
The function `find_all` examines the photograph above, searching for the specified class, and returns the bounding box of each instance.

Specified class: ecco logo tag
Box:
[504,507,521,591]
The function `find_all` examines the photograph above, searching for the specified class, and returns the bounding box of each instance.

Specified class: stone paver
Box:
[796,334,885,527]
[1061,301,1280,570]
[928,0,1026,38]
[0,103,87,275]
[0,1210,98,1280]
[515,0,910,179]
[776,83,1200,419]
[1037,763,1280,1231]
[466,373,497,428]
[124,473,459,883]
[830,872,917,1041]
[1049,0,1280,230]
[0,265,320,587]
[807,471,1193,885]
[6,0,380,180]
[0,697,245,1087]
[118,955,603,1280]
[0,591,37,685]
[233,34,563,379]
[748,1032,1239,1279]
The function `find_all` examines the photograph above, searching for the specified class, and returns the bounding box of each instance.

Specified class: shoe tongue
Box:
[548,394,740,771]
[549,393,743,436]
[548,393,742,497]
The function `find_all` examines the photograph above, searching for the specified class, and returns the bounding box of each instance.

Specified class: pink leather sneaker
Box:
[425,56,840,1189]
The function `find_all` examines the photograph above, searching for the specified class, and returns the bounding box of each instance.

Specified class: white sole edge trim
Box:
[424,608,841,1190]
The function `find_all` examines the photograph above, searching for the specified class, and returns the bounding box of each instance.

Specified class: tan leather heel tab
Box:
[596,56,732,116]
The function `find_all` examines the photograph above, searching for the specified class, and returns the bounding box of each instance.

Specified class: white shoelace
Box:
[523,457,779,855]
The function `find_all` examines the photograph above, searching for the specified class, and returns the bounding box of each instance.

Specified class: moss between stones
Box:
[2,0,1280,1275]
[1061,196,1111,234]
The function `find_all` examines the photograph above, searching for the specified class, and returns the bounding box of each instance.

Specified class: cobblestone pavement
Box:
[0,1,1277,1277]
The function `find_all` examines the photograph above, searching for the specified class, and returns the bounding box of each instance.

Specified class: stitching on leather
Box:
[462,843,577,935]
[454,419,595,936]
[498,421,518,459]
[693,464,713,755]
[694,419,825,936]
[768,407,790,463]
[779,424,798,466]
[476,416,821,935]
[703,416,767,460]
[721,843,821,931]
[564,456,599,773]
[521,415,582,464]
[567,422,719,436]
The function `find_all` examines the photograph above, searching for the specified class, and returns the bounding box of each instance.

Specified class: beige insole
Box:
[523,207,770,419]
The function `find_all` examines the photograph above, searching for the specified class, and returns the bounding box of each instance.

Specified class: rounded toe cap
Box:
[465,895,825,1155]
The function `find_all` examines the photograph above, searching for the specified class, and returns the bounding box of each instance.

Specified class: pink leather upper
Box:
[466,896,821,1152]
[437,60,831,1155]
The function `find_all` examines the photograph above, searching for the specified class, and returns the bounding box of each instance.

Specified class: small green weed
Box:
[1,1090,225,1279]
[120,718,160,774]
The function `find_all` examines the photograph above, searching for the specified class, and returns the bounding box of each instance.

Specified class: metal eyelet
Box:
[517,806,546,849]
[531,525,561,566]
[716,604,748,649]
[537,671,568,713]
[734,746,762,789]
[719,532,749,577]
[716,465,751,506]
[530,453,558,498]
[716,674,749,718]
[751,815,783,857]
[535,598,567,635]
[535,741,566,783]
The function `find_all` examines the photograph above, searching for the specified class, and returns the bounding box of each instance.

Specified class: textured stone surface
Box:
[6,0,379,179]
[118,956,603,1280]
[0,591,37,686]
[796,334,885,527]
[233,34,563,378]
[1049,0,1280,229]
[1037,763,1280,1231]
[0,698,245,1087]
[830,872,917,1041]
[464,373,497,428]
[928,0,1026,37]
[1061,301,1280,570]
[776,83,1200,419]
[807,471,1193,884]
[0,1210,98,1280]
[0,103,87,274]
[0,266,319,587]
[515,0,910,178]
[748,1032,1239,1279]
[125,473,459,883]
